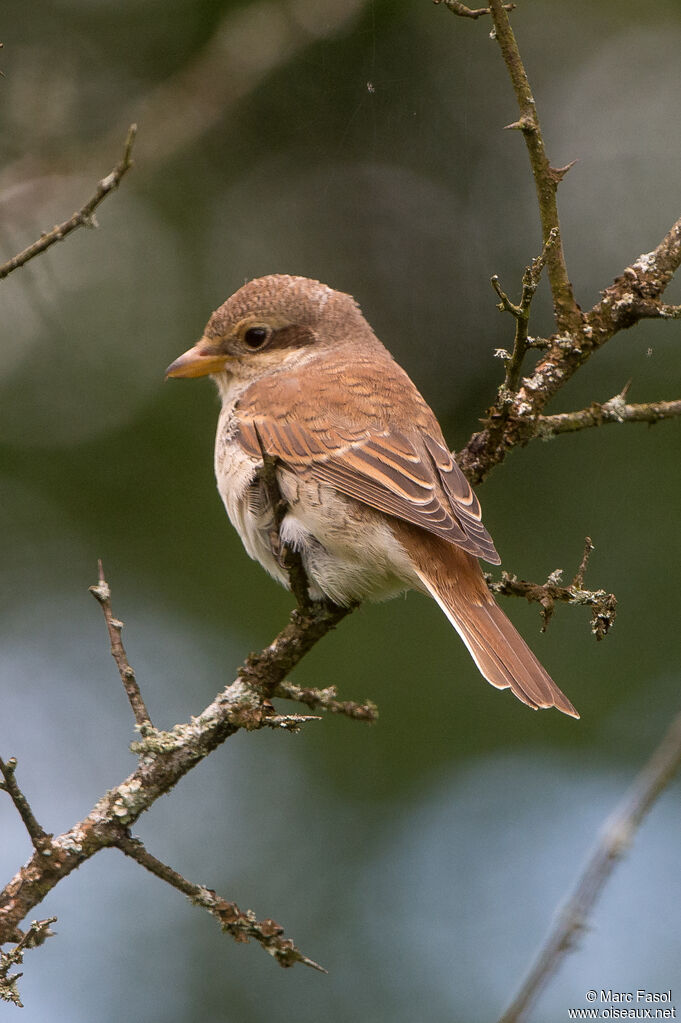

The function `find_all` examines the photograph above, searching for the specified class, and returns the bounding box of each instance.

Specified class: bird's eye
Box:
[243,326,270,349]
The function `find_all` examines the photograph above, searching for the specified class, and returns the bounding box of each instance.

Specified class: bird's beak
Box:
[164,337,230,379]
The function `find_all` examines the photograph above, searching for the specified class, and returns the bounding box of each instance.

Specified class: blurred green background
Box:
[1,1,680,1020]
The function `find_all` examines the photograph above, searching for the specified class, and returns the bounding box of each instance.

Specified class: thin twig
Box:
[274,681,379,722]
[488,229,560,450]
[0,124,137,281]
[485,556,616,641]
[0,919,57,1008]
[435,0,516,18]
[487,0,580,333]
[537,395,681,437]
[116,833,326,972]
[89,560,152,729]
[571,537,594,590]
[0,759,50,853]
[498,711,681,1023]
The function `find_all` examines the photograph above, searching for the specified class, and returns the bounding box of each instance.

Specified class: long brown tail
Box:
[401,528,579,717]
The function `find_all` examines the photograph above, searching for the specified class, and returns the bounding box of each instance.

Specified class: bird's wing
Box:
[235,360,500,564]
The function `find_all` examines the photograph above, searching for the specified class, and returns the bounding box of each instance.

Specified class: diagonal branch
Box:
[116,833,325,971]
[0,567,355,967]
[498,711,681,1023]
[0,125,136,281]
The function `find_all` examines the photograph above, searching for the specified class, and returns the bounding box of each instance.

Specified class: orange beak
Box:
[164,338,230,379]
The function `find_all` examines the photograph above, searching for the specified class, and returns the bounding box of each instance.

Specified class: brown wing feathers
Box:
[237,410,500,562]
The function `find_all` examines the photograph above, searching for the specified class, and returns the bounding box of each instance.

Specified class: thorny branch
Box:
[437,1,681,486]
[0,125,137,280]
[488,0,581,333]
[497,711,681,1023]
[457,225,681,488]
[491,229,559,397]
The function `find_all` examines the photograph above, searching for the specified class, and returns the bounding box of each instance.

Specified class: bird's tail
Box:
[406,532,579,718]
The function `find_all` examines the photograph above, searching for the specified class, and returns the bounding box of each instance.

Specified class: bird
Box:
[165,274,578,718]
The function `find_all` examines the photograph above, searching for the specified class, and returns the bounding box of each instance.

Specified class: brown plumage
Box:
[166,274,578,718]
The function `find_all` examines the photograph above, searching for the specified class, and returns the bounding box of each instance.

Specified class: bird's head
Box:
[165,274,370,384]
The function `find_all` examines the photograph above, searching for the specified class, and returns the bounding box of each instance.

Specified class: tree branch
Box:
[273,680,379,722]
[497,711,681,1023]
[0,567,357,985]
[484,538,616,641]
[457,214,681,486]
[442,5,681,487]
[434,0,516,18]
[89,559,152,729]
[486,229,560,454]
[0,759,50,854]
[537,394,681,438]
[0,919,56,1008]
[487,0,581,333]
[116,834,326,972]
[0,124,136,281]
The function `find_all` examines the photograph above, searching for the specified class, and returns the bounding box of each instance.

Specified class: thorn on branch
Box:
[549,159,578,184]
[491,275,522,319]
[503,116,536,134]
